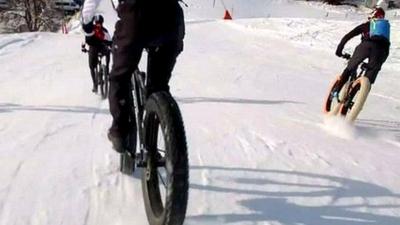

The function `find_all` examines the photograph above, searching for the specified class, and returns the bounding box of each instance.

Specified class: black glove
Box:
[335,42,345,57]
[342,53,351,60]
[81,17,94,34]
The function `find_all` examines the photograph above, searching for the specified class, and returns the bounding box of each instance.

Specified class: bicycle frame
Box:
[129,69,148,167]
[339,62,368,103]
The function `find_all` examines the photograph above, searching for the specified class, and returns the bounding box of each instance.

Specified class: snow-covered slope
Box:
[1,0,400,225]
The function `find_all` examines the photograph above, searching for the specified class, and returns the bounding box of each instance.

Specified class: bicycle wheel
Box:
[93,67,100,93]
[323,75,348,115]
[339,76,371,122]
[104,66,109,98]
[142,92,189,225]
[100,64,107,99]
[110,0,118,10]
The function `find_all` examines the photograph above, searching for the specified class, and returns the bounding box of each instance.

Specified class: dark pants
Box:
[108,0,185,136]
[88,45,110,87]
[340,41,389,85]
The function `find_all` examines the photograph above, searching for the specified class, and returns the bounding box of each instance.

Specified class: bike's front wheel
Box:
[142,92,189,225]
[323,75,348,115]
[339,76,371,122]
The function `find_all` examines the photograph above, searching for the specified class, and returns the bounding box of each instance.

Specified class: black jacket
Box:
[336,21,390,56]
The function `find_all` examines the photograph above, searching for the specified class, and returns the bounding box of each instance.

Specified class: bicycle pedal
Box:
[135,153,147,167]
[136,160,147,168]
[156,158,166,167]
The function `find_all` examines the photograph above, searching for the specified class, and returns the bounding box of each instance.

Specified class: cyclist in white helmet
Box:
[81,14,112,93]
[81,0,185,152]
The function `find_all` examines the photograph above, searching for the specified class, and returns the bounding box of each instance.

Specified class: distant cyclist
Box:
[81,14,112,93]
[81,0,185,152]
[333,7,390,94]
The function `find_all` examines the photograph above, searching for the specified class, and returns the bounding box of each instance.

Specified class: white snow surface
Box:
[1,0,400,224]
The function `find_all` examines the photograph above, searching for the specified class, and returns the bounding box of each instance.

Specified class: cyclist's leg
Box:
[146,40,183,97]
[88,46,98,91]
[108,1,144,145]
[365,43,389,84]
[336,43,370,91]
[145,1,184,96]
[105,50,110,74]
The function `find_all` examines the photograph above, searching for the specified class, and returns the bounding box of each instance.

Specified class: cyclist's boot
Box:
[92,80,98,93]
[107,130,126,153]
[331,77,345,100]
[92,85,98,93]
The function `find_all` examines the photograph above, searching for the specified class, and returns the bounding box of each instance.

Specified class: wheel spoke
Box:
[158,170,167,188]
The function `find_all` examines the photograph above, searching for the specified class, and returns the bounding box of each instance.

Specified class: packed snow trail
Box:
[1,0,400,224]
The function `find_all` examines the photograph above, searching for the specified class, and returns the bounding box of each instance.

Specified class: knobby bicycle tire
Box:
[104,66,109,99]
[142,92,189,225]
[100,64,107,99]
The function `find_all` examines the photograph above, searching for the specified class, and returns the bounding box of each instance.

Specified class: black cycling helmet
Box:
[94,14,104,24]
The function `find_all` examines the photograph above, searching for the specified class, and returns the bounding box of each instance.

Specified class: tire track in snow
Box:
[0,34,39,56]
[0,161,24,224]
[236,135,254,164]
[371,93,400,104]
[84,100,122,225]
[253,132,299,168]
[32,123,78,152]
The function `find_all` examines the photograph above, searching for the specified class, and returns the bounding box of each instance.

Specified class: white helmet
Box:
[376,0,389,11]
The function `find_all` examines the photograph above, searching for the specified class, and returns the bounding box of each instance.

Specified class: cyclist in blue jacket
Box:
[334,7,390,92]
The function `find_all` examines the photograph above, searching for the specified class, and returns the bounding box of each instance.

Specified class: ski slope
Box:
[1,0,400,224]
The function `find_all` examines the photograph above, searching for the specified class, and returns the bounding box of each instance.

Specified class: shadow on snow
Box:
[187,166,400,225]
[176,97,303,105]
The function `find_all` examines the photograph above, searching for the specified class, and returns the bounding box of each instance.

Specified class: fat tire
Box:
[100,65,107,99]
[142,92,189,225]
[339,77,371,122]
[104,67,109,99]
[323,75,348,115]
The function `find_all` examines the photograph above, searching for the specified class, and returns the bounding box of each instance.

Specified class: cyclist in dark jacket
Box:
[81,14,112,93]
[82,0,185,152]
[334,7,390,92]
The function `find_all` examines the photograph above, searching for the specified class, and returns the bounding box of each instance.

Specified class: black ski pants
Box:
[108,0,184,136]
[340,41,389,85]
[88,45,110,87]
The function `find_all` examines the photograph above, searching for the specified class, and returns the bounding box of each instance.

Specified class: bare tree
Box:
[1,0,63,32]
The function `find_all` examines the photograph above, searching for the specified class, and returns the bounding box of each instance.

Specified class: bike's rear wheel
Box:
[104,67,109,99]
[99,65,107,99]
[110,0,118,10]
[142,92,189,225]
[339,77,371,122]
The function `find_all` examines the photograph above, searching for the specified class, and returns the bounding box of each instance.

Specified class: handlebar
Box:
[341,52,369,72]
[341,53,351,60]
